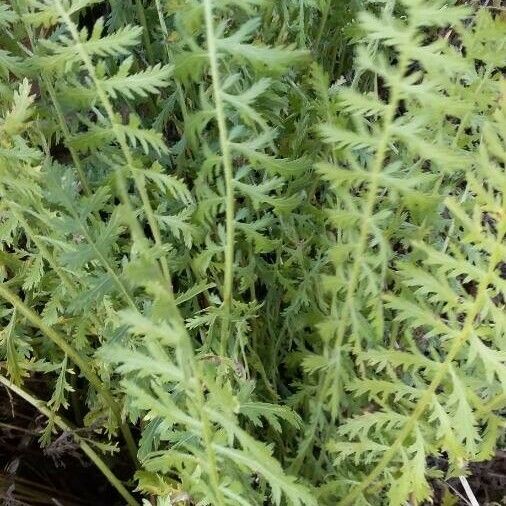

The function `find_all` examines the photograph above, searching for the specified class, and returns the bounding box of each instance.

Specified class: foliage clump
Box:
[0,0,504,504]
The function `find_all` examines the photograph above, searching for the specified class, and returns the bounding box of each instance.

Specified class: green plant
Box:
[0,0,504,504]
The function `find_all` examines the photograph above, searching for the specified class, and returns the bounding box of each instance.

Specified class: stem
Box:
[315,0,330,51]
[203,0,236,356]
[0,374,139,506]
[338,244,502,505]
[53,0,174,294]
[155,0,189,125]
[441,64,496,253]
[194,377,226,506]
[69,210,138,309]
[134,0,155,65]
[0,284,138,464]
[11,0,92,196]
[8,204,77,295]
[13,0,140,311]
[12,9,139,310]
[292,39,413,474]
[330,47,411,353]
[43,78,92,195]
[11,194,137,315]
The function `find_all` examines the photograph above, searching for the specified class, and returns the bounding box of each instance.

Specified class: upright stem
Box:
[53,0,174,295]
[338,243,502,506]
[11,0,92,196]
[291,39,413,475]
[194,374,226,506]
[65,207,138,309]
[315,0,330,51]
[13,13,138,309]
[13,192,137,313]
[0,375,139,506]
[441,64,495,253]
[44,79,92,195]
[154,0,189,125]
[134,0,155,65]
[203,0,235,356]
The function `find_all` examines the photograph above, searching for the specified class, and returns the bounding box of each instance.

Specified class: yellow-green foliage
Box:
[0,0,504,504]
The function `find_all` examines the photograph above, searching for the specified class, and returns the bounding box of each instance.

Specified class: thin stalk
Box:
[8,203,77,294]
[11,0,92,196]
[4,202,126,428]
[314,0,330,51]
[53,0,174,295]
[441,63,496,253]
[154,0,189,125]
[0,374,139,506]
[64,208,138,309]
[12,2,138,309]
[43,79,92,195]
[0,284,138,464]
[331,56,408,353]
[12,7,140,309]
[194,376,226,506]
[10,196,137,315]
[291,40,413,474]
[203,0,236,356]
[134,0,155,65]
[338,242,502,505]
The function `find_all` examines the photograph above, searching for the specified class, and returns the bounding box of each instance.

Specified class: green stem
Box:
[13,0,138,311]
[194,376,226,506]
[43,78,92,195]
[338,244,502,506]
[315,0,330,51]
[2,200,131,431]
[11,192,137,313]
[12,21,138,310]
[17,30,138,310]
[8,204,77,294]
[441,64,496,253]
[291,39,413,474]
[53,0,174,295]
[70,211,138,309]
[134,173,174,296]
[0,374,139,506]
[0,284,138,464]
[11,0,92,196]
[203,0,236,357]
[154,0,189,126]
[134,0,155,65]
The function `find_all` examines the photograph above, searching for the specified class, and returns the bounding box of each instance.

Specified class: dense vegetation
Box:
[0,0,505,504]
